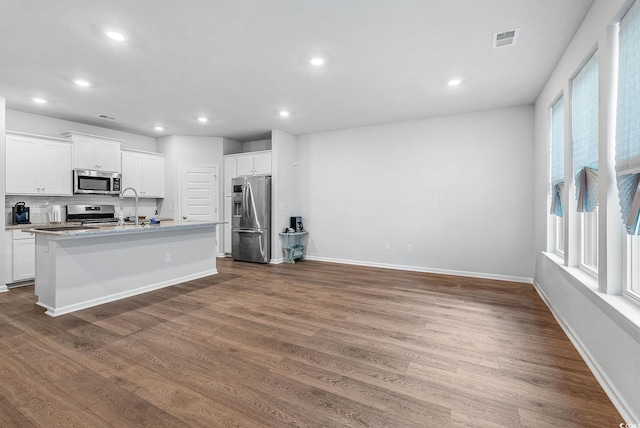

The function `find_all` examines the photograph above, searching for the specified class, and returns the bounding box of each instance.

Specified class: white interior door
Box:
[180,165,218,223]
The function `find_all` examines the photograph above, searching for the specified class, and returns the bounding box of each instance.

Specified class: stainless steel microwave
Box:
[73,169,122,195]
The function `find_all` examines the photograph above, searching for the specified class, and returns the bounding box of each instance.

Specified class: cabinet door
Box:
[253,152,272,175]
[6,136,40,194]
[12,238,35,282]
[73,137,99,169]
[40,141,72,195]
[142,154,165,197]
[121,151,144,193]
[224,196,232,254]
[224,156,237,196]
[236,155,254,176]
[73,136,121,171]
[4,231,12,285]
[97,141,121,172]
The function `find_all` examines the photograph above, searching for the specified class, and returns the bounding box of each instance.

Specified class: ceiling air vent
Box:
[492,28,519,49]
[97,114,117,120]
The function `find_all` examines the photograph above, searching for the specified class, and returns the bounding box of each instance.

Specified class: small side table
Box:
[279,231,308,263]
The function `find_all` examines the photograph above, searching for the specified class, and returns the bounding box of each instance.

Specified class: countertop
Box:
[5,222,83,230]
[21,220,224,238]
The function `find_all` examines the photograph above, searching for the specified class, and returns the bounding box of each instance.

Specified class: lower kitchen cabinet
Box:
[8,230,35,284]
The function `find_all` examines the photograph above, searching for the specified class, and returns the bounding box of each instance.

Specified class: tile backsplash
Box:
[5,195,160,225]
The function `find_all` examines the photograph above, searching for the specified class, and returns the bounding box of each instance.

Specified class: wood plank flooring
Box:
[0,258,623,427]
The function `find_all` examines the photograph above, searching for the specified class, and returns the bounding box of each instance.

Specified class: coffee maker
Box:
[12,202,30,225]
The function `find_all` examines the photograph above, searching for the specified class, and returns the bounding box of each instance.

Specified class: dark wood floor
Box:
[0,258,622,427]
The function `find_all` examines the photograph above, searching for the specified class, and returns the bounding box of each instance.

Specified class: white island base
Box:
[33,222,219,317]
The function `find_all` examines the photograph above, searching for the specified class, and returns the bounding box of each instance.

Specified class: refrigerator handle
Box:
[235,229,264,234]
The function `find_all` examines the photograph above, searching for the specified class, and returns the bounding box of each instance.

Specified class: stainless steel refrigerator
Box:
[231,175,271,263]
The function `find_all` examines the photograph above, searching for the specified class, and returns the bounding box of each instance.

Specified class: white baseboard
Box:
[304,255,533,284]
[532,280,637,423]
[0,285,8,293]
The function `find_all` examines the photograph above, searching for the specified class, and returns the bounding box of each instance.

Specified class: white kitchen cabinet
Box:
[11,230,35,283]
[5,131,72,196]
[233,151,272,176]
[252,152,272,175]
[224,156,237,194]
[223,156,237,254]
[236,156,255,176]
[121,150,165,198]
[63,131,122,172]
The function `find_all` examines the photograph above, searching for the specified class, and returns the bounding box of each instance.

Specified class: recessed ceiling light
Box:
[197,116,209,123]
[105,31,126,42]
[310,57,325,66]
[154,126,164,131]
[73,79,92,87]
[279,110,290,117]
[32,97,47,104]
[448,78,462,87]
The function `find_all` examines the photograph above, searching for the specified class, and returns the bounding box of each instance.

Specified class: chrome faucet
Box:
[120,187,139,226]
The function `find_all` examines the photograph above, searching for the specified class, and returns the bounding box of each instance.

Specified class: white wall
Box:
[296,105,535,281]
[6,109,156,151]
[156,135,224,225]
[243,139,272,152]
[271,130,300,262]
[223,138,243,155]
[533,0,639,421]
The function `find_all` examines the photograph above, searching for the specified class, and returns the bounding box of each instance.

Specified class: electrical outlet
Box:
[385,243,390,251]
[165,253,171,263]
[406,244,413,252]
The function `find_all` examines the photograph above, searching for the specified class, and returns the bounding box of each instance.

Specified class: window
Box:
[581,208,599,274]
[616,0,640,298]
[556,216,565,254]
[572,53,599,274]
[550,96,565,254]
[627,236,640,302]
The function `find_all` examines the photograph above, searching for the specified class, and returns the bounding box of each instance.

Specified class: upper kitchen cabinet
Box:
[229,151,272,177]
[63,131,123,172]
[121,150,165,198]
[6,131,73,196]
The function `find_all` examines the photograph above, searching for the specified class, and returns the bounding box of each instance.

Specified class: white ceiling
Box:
[0,0,593,141]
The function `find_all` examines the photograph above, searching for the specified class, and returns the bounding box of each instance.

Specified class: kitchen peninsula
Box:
[28,221,221,316]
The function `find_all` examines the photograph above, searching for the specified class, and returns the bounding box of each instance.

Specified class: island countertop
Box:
[24,220,224,238]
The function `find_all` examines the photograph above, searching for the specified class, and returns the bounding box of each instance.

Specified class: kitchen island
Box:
[28,221,222,316]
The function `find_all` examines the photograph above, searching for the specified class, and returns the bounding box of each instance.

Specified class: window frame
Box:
[580,208,599,276]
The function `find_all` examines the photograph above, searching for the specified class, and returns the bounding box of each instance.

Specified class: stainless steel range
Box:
[66,204,120,225]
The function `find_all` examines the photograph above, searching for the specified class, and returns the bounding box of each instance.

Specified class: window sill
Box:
[542,251,640,341]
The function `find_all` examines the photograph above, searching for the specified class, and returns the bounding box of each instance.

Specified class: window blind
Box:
[550,96,564,216]
[616,0,640,234]
[572,53,599,213]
